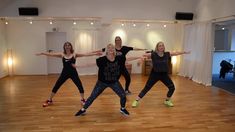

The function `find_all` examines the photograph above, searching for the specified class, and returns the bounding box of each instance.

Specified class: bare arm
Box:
[91,49,103,53]
[72,63,97,69]
[75,52,102,58]
[143,52,151,58]
[126,57,142,62]
[170,51,190,56]
[133,47,148,51]
[36,52,63,58]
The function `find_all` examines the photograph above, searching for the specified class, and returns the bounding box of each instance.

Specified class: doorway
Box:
[212,19,235,94]
[46,32,67,74]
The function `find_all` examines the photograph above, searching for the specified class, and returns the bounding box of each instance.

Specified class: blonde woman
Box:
[75,44,129,117]
[132,42,190,107]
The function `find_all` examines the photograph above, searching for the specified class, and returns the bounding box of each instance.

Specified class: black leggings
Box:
[52,71,84,94]
[83,81,126,109]
[138,70,175,98]
[121,66,131,91]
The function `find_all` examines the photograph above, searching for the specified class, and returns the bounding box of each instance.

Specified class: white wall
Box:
[0,21,8,78]
[5,19,183,75]
[6,20,98,75]
[8,0,235,76]
[0,0,196,22]
[195,0,235,21]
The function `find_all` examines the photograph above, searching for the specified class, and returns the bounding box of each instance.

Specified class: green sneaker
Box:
[132,100,139,108]
[164,100,174,107]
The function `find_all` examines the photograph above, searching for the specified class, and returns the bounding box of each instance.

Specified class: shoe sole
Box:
[164,103,174,107]
[75,113,86,116]
[120,111,129,116]
[132,105,138,108]
[132,102,139,108]
[42,103,53,107]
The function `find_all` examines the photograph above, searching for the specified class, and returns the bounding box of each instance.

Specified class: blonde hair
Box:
[105,43,116,56]
[155,41,165,52]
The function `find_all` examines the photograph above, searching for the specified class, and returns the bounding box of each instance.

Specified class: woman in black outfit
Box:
[75,43,130,117]
[36,42,100,107]
[93,36,146,94]
[132,41,190,107]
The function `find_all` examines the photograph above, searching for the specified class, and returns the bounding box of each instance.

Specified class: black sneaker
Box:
[125,90,132,95]
[75,109,86,116]
[120,108,130,116]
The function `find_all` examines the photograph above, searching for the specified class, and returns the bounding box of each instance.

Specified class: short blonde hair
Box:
[105,43,116,56]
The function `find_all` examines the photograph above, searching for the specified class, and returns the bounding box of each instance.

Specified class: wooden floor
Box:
[0,74,235,132]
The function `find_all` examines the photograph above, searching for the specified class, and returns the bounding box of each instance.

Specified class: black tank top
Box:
[62,55,76,73]
[151,51,171,73]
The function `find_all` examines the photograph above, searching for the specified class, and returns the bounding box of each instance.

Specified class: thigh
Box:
[89,81,107,98]
[160,74,174,87]
[110,82,125,97]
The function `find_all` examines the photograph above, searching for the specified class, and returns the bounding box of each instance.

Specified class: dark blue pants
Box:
[83,81,126,109]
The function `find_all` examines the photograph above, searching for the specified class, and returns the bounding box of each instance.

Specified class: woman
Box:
[92,36,146,95]
[75,44,129,117]
[132,41,190,107]
[36,42,101,107]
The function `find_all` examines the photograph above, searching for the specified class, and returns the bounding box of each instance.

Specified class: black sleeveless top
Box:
[151,51,171,73]
[62,54,77,73]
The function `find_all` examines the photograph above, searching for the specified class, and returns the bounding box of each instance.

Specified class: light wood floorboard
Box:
[0,74,235,132]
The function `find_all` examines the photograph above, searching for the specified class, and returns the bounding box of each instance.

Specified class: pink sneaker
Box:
[42,100,53,107]
[81,99,86,106]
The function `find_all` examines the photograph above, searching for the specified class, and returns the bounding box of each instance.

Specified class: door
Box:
[46,32,66,74]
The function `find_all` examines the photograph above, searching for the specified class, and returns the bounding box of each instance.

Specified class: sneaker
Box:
[120,108,130,116]
[164,100,174,107]
[75,109,86,116]
[81,99,86,106]
[132,100,139,108]
[125,90,132,95]
[42,100,53,107]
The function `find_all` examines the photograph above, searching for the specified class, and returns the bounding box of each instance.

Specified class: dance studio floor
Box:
[0,74,235,132]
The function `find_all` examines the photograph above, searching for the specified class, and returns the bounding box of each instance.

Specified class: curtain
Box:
[178,22,213,86]
[74,29,99,75]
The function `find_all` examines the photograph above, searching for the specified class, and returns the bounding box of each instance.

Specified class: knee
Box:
[168,84,175,91]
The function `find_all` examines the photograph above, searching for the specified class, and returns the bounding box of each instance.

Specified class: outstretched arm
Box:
[72,62,97,69]
[91,49,103,53]
[126,56,142,62]
[75,52,103,57]
[133,47,148,51]
[36,52,63,58]
[143,52,151,59]
[170,51,190,56]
